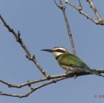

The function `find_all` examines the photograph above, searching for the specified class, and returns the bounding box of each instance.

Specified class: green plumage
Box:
[42,47,104,77]
[57,53,103,76]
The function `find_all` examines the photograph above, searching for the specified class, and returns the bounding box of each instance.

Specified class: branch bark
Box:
[65,0,104,25]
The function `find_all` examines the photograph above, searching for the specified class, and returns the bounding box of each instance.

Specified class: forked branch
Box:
[65,0,104,25]
[0,68,104,98]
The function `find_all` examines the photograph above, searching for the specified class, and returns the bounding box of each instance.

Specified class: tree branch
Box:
[0,15,49,78]
[54,0,76,55]
[0,69,104,98]
[65,0,104,25]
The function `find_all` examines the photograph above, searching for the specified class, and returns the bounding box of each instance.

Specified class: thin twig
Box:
[0,15,49,78]
[0,77,66,98]
[0,69,104,98]
[87,0,102,20]
[54,0,76,55]
[86,0,104,25]
[65,0,104,25]
[0,69,104,88]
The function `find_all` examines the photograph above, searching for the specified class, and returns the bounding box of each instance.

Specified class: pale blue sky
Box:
[0,0,104,103]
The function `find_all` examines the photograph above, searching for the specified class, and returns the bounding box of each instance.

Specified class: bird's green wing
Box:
[57,53,91,72]
[57,53,104,77]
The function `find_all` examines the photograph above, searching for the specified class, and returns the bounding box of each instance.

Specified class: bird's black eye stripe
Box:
[55,49,65,53]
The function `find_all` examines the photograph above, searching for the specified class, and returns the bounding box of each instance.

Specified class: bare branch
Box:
[86,0,101,20]
[86,0,104,25]
[0,69,104,88]
[0,15,49,78]
[54,0,76,55]
[0,77,66,98]
[65,0,104,25]
[0,69,104,98]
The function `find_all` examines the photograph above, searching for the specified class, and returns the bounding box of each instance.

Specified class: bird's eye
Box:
[55,49,65,53]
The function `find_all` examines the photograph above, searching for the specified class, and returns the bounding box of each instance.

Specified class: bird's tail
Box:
[91,69,104,77]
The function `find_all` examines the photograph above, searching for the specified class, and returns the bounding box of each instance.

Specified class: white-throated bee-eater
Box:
[42,47,104,77]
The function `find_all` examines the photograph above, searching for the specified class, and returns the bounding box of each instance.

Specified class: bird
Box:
[42,47,104,77]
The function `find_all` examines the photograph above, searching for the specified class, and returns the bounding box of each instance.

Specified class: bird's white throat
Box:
[52,51,63,57]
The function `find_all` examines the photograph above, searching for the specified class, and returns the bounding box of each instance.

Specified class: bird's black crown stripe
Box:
[55,49,66,53]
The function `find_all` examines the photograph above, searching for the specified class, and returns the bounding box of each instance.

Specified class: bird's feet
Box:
[64,71,78,79]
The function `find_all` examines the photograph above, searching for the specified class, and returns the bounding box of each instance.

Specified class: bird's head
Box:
[42,47,68,58]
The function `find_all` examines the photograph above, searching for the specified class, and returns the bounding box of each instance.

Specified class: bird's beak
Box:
[41,49,53,53]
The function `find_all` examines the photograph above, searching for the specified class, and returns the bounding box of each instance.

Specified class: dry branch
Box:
[0,15,49,78]
[65,0,104,25]
[55,0,76,55]
[0,70,104,98]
